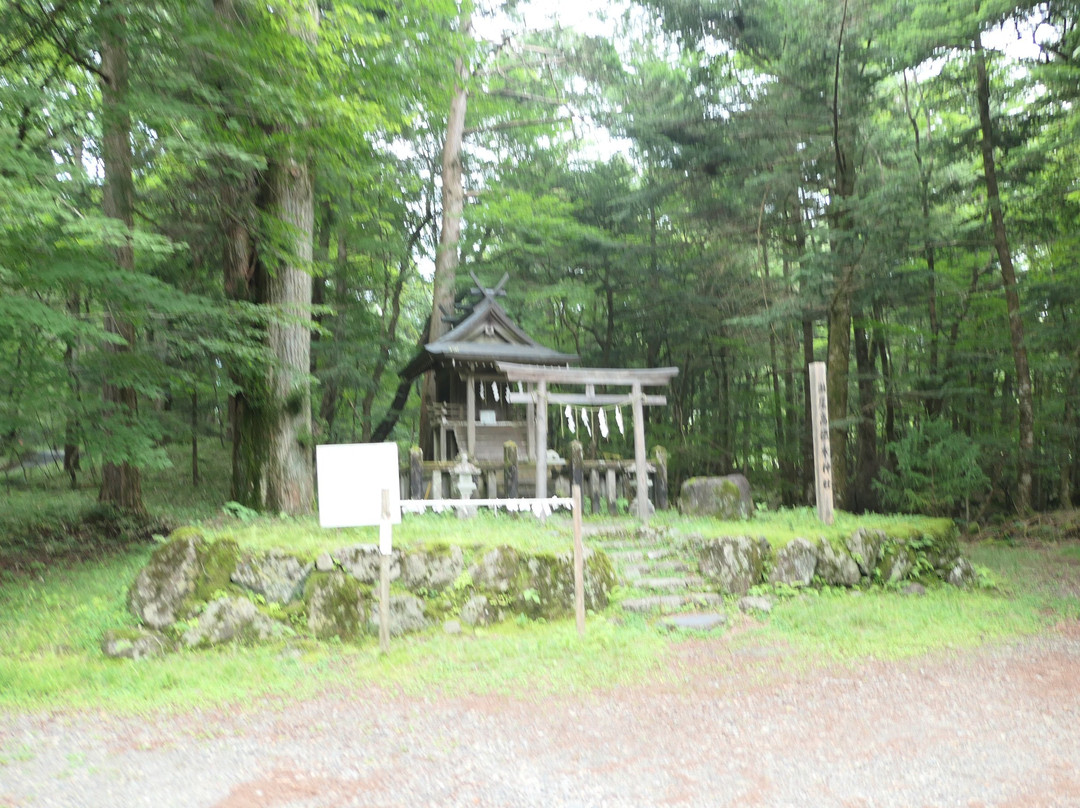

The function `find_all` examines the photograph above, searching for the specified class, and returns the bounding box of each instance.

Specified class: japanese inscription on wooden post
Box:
[808,362,835,525]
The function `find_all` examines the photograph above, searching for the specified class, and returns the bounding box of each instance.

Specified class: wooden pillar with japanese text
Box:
[809,362,835,525]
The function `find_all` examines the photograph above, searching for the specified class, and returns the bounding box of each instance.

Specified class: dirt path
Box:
[3,623,1080,808]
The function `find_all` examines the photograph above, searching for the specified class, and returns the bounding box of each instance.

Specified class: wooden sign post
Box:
[808,362,835,525]
[315,443,401,654]
[379,488,391,654]
[572,483,585,637]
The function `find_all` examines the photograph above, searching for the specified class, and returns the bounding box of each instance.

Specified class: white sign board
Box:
[316,443,401,528]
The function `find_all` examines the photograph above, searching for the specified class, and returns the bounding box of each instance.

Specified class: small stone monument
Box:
[451,452,480,518]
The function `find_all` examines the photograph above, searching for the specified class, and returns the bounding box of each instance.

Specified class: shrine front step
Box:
[620,593,723,614]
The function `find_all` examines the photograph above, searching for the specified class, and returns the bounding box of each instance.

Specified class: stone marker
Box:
[679,474,753,519]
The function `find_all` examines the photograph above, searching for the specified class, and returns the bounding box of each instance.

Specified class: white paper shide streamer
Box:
[615,405,625,435]
[581,408,592,437]
[598,408,609,438]
[565,405,575,433]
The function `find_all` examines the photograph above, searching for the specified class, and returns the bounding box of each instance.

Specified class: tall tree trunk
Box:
[430,29,470,343]
[825,0,857,509]
[97,0,143,514]
[225,0,317,514]
[63,291,81,490]
[851,316,879,512]
[420,12,471,456]
[974,38,1034,513]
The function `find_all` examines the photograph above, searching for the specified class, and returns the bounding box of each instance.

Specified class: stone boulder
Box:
[181,596,291,648]
[401,544,465,592]
[846,528,886,577]
[333,544,402,584]
[468,546,521,593]
[923,526,962,575]
[523,550,615,618]
[460,595,494,627]
[306,572,367,640]
[128,534,201,629]
[679,475,753,520]
[128,531,239,629]
[231,550,312,604]
[369,594,428,637]
[815,540,861,586]
[876,543,914,584]
[769,538,817,586]
[696,536,769,595]
[101,627,170,660]
[947,558,978,588]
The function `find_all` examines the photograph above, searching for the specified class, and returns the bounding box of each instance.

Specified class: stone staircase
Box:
[585,525,724,615]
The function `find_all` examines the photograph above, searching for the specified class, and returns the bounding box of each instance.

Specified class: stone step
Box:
[606,548,677,563]
[621,560,692,579]
[633,575,705,591]
[582,526,631,540]
[660,612,728,632]
[648,559,693,574]
[620,592,723,614]
[593,538,666,551]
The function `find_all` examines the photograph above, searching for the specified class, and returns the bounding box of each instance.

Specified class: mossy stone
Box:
[190,539,242,605]
[305,572,368,640]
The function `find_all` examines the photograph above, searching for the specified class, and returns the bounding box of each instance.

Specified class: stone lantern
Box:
[451,452,480,517]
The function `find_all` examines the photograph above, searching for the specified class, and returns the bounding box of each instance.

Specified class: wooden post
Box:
[526,388,535,461]
[409,447,423,499]
[606,467,617,515]
[486,470,498,499]
[431,469,443,499]
[466,372,476,458]
[572,482,585,637]
[504,440,518,498]
[809,362,835,525]
[632,381,649,521]
[536,380,548,499]
[379,488,391,654]
[653,445,668,510]
[590,468,601,515]
[570,440,584,491]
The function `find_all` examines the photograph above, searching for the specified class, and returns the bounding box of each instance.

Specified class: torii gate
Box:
[498,362,679,521]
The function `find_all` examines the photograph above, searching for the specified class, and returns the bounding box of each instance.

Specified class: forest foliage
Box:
[1,0,1078,519]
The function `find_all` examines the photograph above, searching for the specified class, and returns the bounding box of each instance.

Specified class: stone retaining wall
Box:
[106,528,615,657]
[693,525,975,594]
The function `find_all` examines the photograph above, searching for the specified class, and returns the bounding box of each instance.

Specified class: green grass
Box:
[0,543,666,712]
[734,584,1051,665]
[2,440,1077,714]
[3,534,1078,713]
[198,505,951,560]
[212,510,585,558]
[653,508,954,548]
[722,537,1080,667]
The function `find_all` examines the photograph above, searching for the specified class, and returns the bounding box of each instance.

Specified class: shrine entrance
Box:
[499,362,679,521]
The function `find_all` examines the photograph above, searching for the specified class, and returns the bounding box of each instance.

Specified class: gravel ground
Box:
[3,624,1080,808]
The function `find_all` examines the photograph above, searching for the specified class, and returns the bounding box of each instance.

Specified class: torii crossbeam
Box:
[499,362,679,521]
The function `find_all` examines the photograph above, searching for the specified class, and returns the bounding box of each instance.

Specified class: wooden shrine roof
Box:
[400,284,578,380]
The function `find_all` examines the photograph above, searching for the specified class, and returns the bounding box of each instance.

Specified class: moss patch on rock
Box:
[305,572,368,640]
